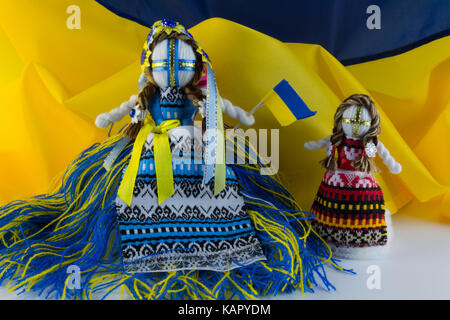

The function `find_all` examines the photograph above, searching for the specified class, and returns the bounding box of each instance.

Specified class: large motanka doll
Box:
[0,19,343,299]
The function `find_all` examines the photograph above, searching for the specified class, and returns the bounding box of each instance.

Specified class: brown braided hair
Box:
[320,94,381,173]
[124,31,205,139]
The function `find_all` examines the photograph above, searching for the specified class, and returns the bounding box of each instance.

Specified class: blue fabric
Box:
[96,0,450,64]
[138,150,236,181]
[147,91,197,125]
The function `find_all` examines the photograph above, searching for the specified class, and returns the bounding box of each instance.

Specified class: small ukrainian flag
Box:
[261,79,317,126]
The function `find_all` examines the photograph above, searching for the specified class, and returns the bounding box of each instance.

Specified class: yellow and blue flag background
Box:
[0,1,449,223]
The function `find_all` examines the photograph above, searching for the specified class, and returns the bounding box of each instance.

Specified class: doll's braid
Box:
[319,102,346,170]
[181,36,205,106]
[124,74,158,139]
[320,94,381,173]
[351,95,380,173]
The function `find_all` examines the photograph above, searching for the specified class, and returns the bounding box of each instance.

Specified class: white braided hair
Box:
[95,94,138,129]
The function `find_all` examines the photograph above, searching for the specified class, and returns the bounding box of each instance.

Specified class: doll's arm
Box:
[304,136,331,152]
[198,88,254,126]
[220,97,255,126]
[377,141,402,174]
[95,94,138,128]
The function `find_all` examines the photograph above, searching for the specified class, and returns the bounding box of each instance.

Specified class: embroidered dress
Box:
[310,138,387,248]
[115,88,266,272]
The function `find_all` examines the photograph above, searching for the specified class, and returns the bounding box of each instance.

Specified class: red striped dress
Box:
[310,138,387,248]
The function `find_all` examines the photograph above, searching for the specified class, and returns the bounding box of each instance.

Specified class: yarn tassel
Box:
[0,130,351,300]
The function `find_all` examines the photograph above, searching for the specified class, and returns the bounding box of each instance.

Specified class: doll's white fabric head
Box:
[151,39,196,89]
[342,105,372,139]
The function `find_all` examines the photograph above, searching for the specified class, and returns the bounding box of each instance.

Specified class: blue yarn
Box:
[0,133,351,300]
[230,158,353,293]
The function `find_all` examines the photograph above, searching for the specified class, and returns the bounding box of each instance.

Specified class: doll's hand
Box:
[304,138,329,150]
[95,114,112,129]
[304,141,317,150]
[377,141,402,174]
[388,161,402,174]
[221,98,255,126]
[95,94,138,128]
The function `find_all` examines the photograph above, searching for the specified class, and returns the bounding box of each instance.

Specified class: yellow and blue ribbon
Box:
[203,63,226,195]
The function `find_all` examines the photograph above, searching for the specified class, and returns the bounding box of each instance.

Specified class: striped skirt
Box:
[310,169,387,248]
[115,126,266,272]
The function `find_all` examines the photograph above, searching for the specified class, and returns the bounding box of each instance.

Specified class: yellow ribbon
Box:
[214,89,226,195]
[117,118,181,206]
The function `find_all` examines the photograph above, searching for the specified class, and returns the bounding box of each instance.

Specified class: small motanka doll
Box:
[0,19,343,300]
[304,94,402,259]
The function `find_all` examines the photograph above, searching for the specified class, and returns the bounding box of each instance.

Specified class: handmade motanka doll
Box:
[0,19,343,299]
[304,94,402,259]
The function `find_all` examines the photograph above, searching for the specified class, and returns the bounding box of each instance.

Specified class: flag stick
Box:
[234,101,264,129]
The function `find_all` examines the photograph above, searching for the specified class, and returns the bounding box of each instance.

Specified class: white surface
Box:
[269,213,450,300]
[0,214,449,300]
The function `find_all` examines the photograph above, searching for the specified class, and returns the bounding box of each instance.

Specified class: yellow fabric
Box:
[262,89,297,126]
[117,119,180,206]
[0,1,449,222]
[152,120,180,204]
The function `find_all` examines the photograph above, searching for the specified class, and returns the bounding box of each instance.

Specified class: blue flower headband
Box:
[140,18,210,73]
